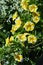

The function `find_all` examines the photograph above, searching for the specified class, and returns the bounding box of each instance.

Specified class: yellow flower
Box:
[12,12,18,21]
[14,54,23,62]
[5,37,10,46]
[17,34,27,42]
[15,17,22,28]
[9,36,14,42]
[5,36,14,46]
[23,21,34,31]
[10,25,18,33]
[32,16,40,23]
[28,35,37,44]
[29,4,38,12]
[21,0,28,10]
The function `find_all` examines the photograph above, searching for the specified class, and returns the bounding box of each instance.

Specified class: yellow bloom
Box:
[5,37,10,46]
[17,34,27,42]
[9,36,14,42]
[10,25,18,33]
[28,35,37,44]
[32,16,40,23]
[14,54,23,62]
[5,36,14,46]
[23,21,34,31]
[29,4,38,12]
[12,12,18,21]
[15,17,22,28]
[21,0,28,10]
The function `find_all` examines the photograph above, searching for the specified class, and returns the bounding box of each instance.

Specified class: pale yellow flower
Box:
[12,11,18,21]
[32,16,40,23]
[5,37,10,46]
[5,36,14,46]
[21,0,28,10]
[28,35,37,44]
[14,54,23,62]
[10,29,15,34]
[10,25,18,33]
[17,34,27,42]
[23,21,35,31]
[9,36,14,42]
[29,4,38,12]
[15,17,22,28]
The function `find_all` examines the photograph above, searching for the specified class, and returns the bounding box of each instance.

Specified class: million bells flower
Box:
[23,21,35,31]
[17,34,27,42]
[5,36,14,46]
[32,16,40,23]
[15,17,22,28]
[12,11,18,21]
[28,35,37,44]
[21,0,28,10]
[14,54,23,62]
[29,4,38,12]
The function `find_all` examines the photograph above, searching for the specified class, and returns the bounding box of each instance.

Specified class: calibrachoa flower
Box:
[12,11,18,21]
[5,36,14,46]
[21,0,28,10]
[10,36,14,42]
[14,54,23,62]
[15,17,22,27]
[23,21,35,31]
[32,16,40,23]
[17,34,27,42]
[11,25,18,33]
[29,4,38,12]
[28,35,37,44]
[5,37,10,46]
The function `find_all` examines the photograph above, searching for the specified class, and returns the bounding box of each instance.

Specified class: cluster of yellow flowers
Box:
[17,33,37,44]
[21,0,40,23]
[5,0,40,62]
[10,12,22,34]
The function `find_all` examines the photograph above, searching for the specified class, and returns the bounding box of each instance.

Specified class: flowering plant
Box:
[0,0,43,65]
